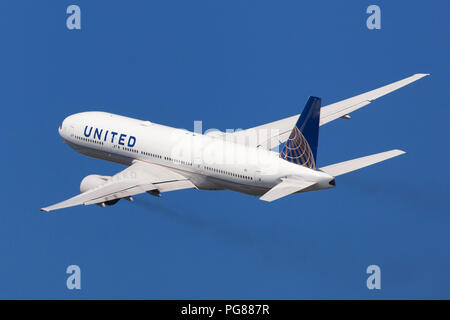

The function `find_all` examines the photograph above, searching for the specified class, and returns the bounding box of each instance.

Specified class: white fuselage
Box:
[58,111,334,197]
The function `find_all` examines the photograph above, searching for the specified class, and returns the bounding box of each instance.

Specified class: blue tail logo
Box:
[279,96,321,169]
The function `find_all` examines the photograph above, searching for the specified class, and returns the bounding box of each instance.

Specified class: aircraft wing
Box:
[260,178,316,202]
[41,160,196,212]
[226,73,429,149]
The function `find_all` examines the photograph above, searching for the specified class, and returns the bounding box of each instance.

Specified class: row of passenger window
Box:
[140,150,192,167]
[74,136,246,179]
[164,156,193,166]
[141,151,162,159]
[122,146,138,154]
[75,135,104,146]
[204,166,253,180]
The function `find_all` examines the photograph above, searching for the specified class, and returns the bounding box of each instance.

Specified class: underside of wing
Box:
[41,160,196,212]
[225,74,429,150]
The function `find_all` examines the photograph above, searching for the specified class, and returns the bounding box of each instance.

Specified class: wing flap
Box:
[260,178,316,202]
[319,101,370,125]
[156,180,197,192]
[84,183,157,205]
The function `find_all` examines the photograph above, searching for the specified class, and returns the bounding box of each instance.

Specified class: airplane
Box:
[41,73,429,212]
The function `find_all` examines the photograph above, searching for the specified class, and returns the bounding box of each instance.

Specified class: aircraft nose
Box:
[58,115,72,138]
[58,118,66,138]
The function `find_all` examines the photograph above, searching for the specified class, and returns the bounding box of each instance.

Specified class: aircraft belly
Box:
[204,176,269,196]
[179,171,223,190]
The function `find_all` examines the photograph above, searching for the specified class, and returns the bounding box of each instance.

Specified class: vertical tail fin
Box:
[279,96,321,169]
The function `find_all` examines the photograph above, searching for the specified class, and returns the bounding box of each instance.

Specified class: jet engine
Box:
[80,175,119,207]
[79,175,134,207]
[80,174,110,193]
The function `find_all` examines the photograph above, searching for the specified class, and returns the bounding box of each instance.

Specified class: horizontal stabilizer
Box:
[320,149,405,177]
[260,178,316,202]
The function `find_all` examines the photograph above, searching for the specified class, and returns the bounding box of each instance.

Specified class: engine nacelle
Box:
[80,174,111,193]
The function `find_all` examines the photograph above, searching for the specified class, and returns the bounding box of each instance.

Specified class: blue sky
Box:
[1,0,449,299]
